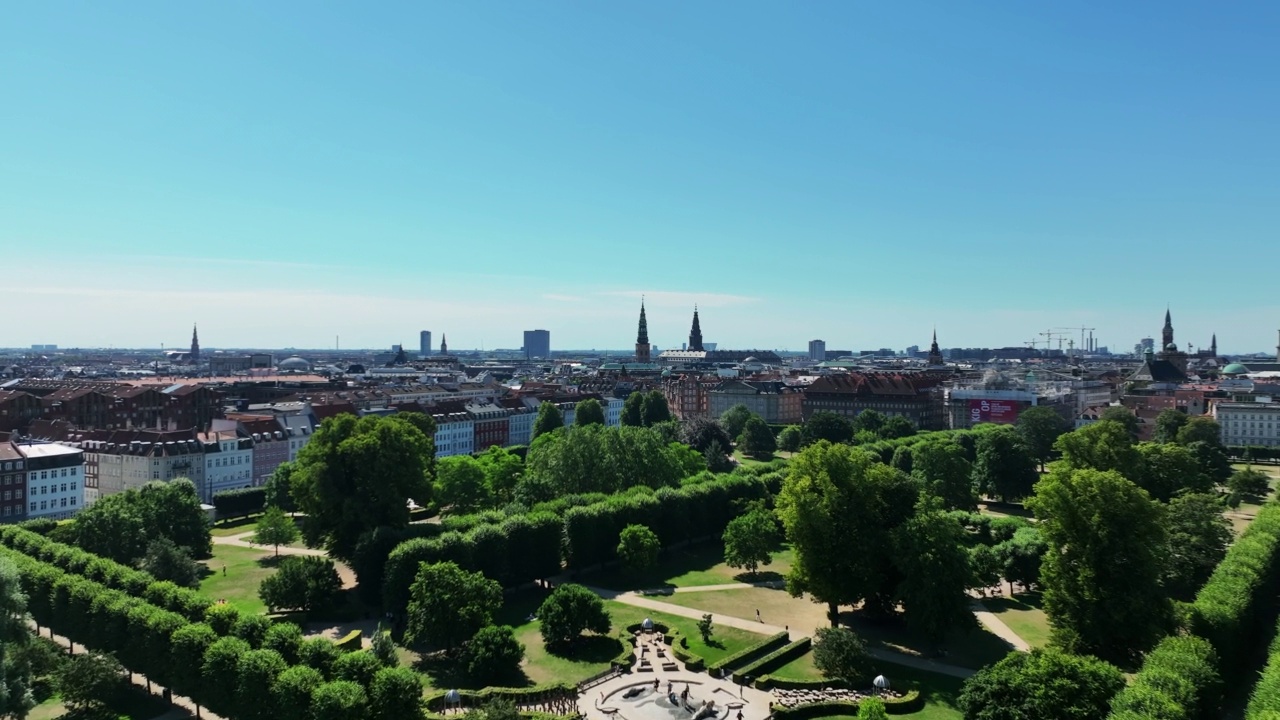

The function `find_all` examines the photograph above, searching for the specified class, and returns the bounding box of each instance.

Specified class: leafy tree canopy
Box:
[574,398,606,427]
[537,583,611,648]
[720,404,754,440]
[617,524,661,571]
[532,402,565,439]
[812,627,871,685]
[957,648,1124,720]
[252,505,301,557]
[802,411,853,446]
[405,561,502,650]
[722,505,781,576]
[1016,406,1070,469]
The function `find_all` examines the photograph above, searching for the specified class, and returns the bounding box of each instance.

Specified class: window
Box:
[60,498,67,507]
[39,501,46,511]
[61,484,67,493]
[70,467,77,476]
[2,507,9,517]
[16,490,22,499]
[29,503,35,512]
[70,497,76,506]
[40,471,47,480]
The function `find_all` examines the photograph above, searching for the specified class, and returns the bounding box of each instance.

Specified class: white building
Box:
[78,434,205,505]
[201,431,254,499]
[1213,399,1280,447]
[432,411,474,457]
[606,397,625,427]
[21,443,85,520]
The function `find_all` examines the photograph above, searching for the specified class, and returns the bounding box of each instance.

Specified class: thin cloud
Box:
[600,290,758,308]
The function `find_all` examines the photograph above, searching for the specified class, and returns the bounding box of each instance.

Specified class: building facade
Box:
[523,330,551,360]
[803,373,945,430]
[420,330,432,357]
[1213,400,1280,447]
[0,444,27,522]
[21,444,85,520]
[201,431,255,499]
[808,340,826,363]
[432,410,474,457]
[708,380,804,425]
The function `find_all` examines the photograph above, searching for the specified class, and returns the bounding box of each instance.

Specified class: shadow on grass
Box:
[577,542,726,592]
[841,609,1015,669]
[732,570,784,585]
[978,501,1034,519]
[415,651,536,690]
[982,592,1043,616]
[545,634,628,664]
[211,515,261,532]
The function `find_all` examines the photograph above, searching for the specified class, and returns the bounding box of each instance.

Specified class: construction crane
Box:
[1055,327,1098,358]
[1039,330,1066,355]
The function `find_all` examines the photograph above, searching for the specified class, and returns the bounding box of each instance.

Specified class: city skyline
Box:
[4,4,1278,350]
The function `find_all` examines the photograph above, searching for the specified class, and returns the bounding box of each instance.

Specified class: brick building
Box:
[802,372,945,430]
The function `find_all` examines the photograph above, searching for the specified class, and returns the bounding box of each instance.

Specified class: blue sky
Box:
[3,2,1277,353]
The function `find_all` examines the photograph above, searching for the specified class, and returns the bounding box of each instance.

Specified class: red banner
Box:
[968,398,1026,425]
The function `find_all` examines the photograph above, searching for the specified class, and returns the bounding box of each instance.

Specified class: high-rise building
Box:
[808,340,826,362]
[419,330,432,357]
[523,330,550,360]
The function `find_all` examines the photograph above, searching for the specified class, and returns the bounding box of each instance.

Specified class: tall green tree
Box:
[75,478,212,563]
[812,627,871,685]
[574,398,606,427]
[259,556,342,613]
[252,505,301,557]
[531,402,564,439]
[722,505,781,576]
[957,648,1123,720]
[971,426,1038,502]
[1134,441,1213,501]
[617,524,661,571]
[56,652,125,714]
[621,392,645,427]
[0,557,34,720]
[141,536,201,587]
[1154,409,1190,444]
[738,416,777,459]
[236,649,288,720]
[290,413,435,560]
[682,417,733,455]
[852,410,887,436]
[1053,420,1141,479]
[1100,406,1140,439]
[802,411,854,445]
[464,626,524,685]
[720,404,754,440]
[476,446,523,504]
[264,460,297,511]
[880,416,917,440]
[273,665,324,720]
[404,562,502,650]
[524,424,698,495]
[1016,406,1070,471]
[1229,467,1271,499]
[369,667,424,720]
[640,391,672,426]
[1177,416,1222,447]
[537,584,611,649]
[1186,440,1233,485]
[435,456,492,514]
[1028,468,1172,664]
[912,440,976,511]
[1164,492,1232,602]
[893,506,976,644]
[777,425,803,452]
[311,680,368,720]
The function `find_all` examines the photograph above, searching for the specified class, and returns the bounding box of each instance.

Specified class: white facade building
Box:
[201,431,254,499]
[606,397,625,427]
[432,411,474,457]
[1213,399,1280,447]
[79,436,205,505]
[22,444,85,520]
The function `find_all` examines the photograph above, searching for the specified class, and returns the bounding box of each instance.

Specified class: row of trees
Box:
[69,478,212,565]
[520,424,705,500]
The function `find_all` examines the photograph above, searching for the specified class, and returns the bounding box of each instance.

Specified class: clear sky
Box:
[3,2,1278,353]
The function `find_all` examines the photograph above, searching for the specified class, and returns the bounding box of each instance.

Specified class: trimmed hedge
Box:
[335,629,363,651]
[1243,608,1280,718]
[212,487,267,521]
[734,637,812,683]
[1108,635,1221,720]
[707,630,790,673]
[1191,502,1280,674]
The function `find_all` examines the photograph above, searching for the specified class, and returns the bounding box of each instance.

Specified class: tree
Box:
[524,425,697,495]
[777,426,802,452]
[1027,468,1172,664]
[971,426,1038,502]
[738,416,777,459]
[722,506,781,576]
[233,614,273,648]
[273,665,324,720]
[912,440,976,511]
[621,392,645,427]
[290,413,435,560]
[264,461,298,511]
[370,626,398,667]
[477,446,523,505]
[1229,468,1271,499]
[236,649,288,720]
[203,636,253,718]
[968,544,1002,593]
[1154,409,1190,444]
[890,445,913,474]
[574,398,606,427]
[812,627,870,684]
[1177,416,1222,447]
[56,652,125,714]
[259,555,342,613]
[464,626,524,685]
[1164,492,1232,602]
[1054,420,1140,478]
[1186,440,1233,485]
[532,402,564,439]
[252,505,301,557]
[537,583,611,648]
[310,680,368,720]
[1100,406,1140,439]
[1017,406,1069,470]
[776,442,917,625]
[617,524,661,571]
[996,527,1046,593]
[298,637,342,677]
[0,557,34,720]
[802,411,853,445]
[852,410,887,436]
[957,648,1123,720]
[703,439,734,473]
[369,666,424,720]
[263,622,305,665]
[880,416,917,440]
[435,456,492,515]
[140,536,200,587]
[170,622,218,705]
[697,614,714,643]
[683,417,733,456]
[75,478,212,564]
[333,651,383,687]
[1134,441,1213,502]
[856,697,889,720]
[893,507,976,645]
[721,404,754,440]
[405,562,502,650]
[641,391,671,426]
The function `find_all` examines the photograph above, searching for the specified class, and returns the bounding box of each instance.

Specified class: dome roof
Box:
[1223,363,1250,375]
[278,356,311,371]
[1165,342,1178,351]
[744,356,759,363]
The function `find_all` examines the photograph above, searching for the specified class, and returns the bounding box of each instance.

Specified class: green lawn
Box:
[657,585,834,637]
[198,543,277,614]
[981,593,1050,648]
[604,600,769,666]
[769,648,822,681]
[581,543,794,592]
[209,514,262,536]
[29,685,176,720]
[779,656,965,720]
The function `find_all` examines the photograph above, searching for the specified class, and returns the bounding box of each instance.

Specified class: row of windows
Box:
[30,496,77,511]
[1,462,24,471]
[33,483,75,495]
[32,467,79,480]
[2,490,23,501]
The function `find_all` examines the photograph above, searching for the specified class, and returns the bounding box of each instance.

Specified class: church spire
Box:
[190,324,200,363]
[688,306,704,352]
[927,327,944,366]
[1162,307,1175,348]
[634,300,651,363]
[439,334,448,355]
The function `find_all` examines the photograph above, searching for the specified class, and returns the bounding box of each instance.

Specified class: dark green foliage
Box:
[236,648,288,720]
[889,445,913,474]
[698,614,714,642]
[1186,441,1232,485]
[75,479,211,564]
[852,410,887,436]
[1177,417,1222,447]
[811,627,870,684]
[621,392,644,427]
[436,456,492,515]
[722,505,781,576]
[537,583,611,648]
[204,602,241,636]
[777,426,803,452]
[299,636,343,678]
[972,426,1038,502]
[252,505,301,557]
[995,526,1046,591]
[212,487,268,521]
[912,440,976,511]
[1100,406,1141,438]
[170,622,218,700]
[532,404,564,440]
[685,417,734,455]
[263,622,305,664]
[1155,409,1190,444]
[880,416,917,440]
[1135,442,1213,502]
[893,507,976,643]
[232,613,273,648]
[617,524,661,571]
[574,398,606,426]
[1164,493,1232,602]
[290,413,436,560]
[1111,635,1220,720]
[332,650,383,687]
[370,627,398,668]
[524,424,700,496]
[640,390,671,426]
[405,562,502,650]
[311,680,369,720]
[140,536,200,588]
[0,557,34,720]
[704,439,734,473]
[56,651,125,713]
[739,416,777,458]
[1017,406,1070,469]
[721,404,754,440]
[202,636,253,717]
[273,664,325,720]
[1229,468,1271,499]
[802,411,853,445]
[259,555,342,613]
[1055,421,1141,479]
[958,648,1124,720]
[264,461,298,512]
[464,626,524,685]
[369,666,424,720]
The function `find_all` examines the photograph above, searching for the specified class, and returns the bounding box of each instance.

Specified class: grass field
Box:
[981,593,1050,648]
[198,543,277,614]
[772,652,965,720]
[582,543,795,592]
[29,685,176,720]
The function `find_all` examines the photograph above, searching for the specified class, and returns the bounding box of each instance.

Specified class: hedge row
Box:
[1190,502,1280,674]
[1,546,421,720]
[212,487,267,521]
[733,637,812,683]
[422,682,577,717]
[0,525,212,622]
[706,631,790,673]
[767,691,924,718]
[1242,607,1280,718]
[1108,635,1221,720]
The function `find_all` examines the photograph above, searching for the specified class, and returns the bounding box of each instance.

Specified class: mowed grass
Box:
[658,586,832,636]
[774,654,965,720]
[981,593,1050,648]
[582,542,795,592]
[199,543,277,614]
[769,648,823,681]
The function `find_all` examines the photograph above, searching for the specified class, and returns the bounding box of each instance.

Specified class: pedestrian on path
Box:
[755,609,761,622]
